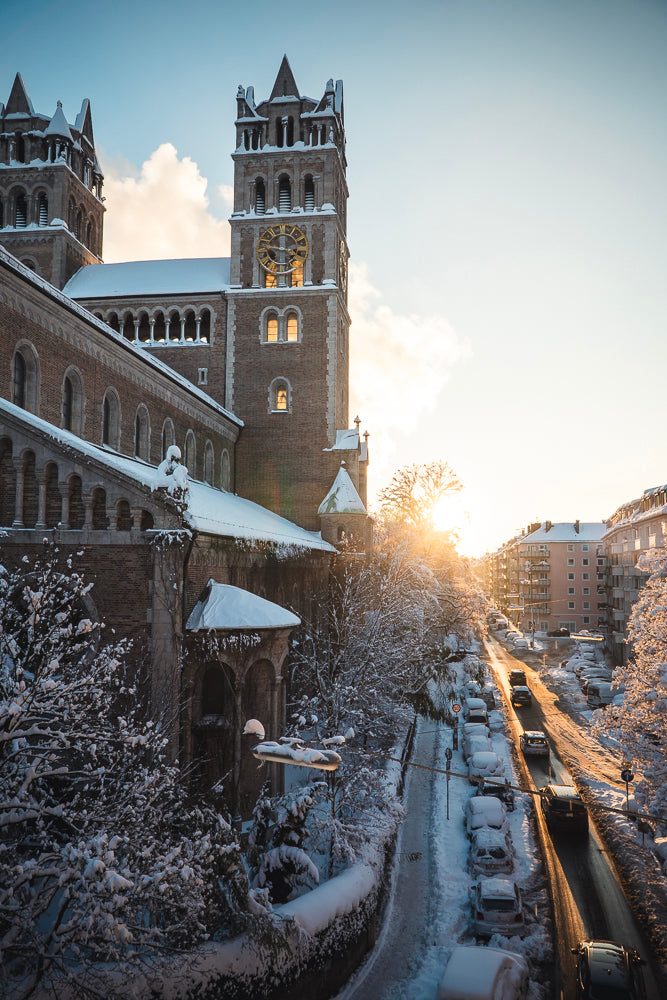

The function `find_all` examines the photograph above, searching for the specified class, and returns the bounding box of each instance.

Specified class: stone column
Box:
[36,475,47,529]
[11,460,24,528]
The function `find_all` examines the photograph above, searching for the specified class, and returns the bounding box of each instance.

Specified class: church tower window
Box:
[270,377,291,412]
[15,193,27,228]
[184,430,196,476]
[266,313,278,342]
[204,441,214,485]
[286,312,299,342]
[304,175,314,211]
[38,194,48,226]
[278,176,291,213]
[134,405,150,461]
[255,178,265,214]
[161,418,175,459]
[102,389,120,449]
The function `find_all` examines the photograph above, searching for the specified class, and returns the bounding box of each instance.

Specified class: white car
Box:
[512,637,529,649]
[470,877,527,938]
[438,945,529,1000]
[468,751,505,783]
[462,732,493,762]
[469,827,515,876]
[464,796,510,837]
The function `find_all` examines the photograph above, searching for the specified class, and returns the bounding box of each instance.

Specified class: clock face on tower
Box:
[257,224,309,275]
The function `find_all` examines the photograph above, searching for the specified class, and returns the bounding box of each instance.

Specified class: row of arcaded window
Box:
[0,190,49,230]
[0,438,154,532]
[100,308,212,345]
[253,174,315,215]
[240,118,330,151]
[10,344,232,490]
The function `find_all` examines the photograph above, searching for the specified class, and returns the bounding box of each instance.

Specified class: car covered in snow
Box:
[464,698,489,725]
[469,877,527,938]
[572,939,646,1000]
[464,682,496,711]
[469,827,514,876]
[512,637,529,649]
[464,796,510,837]
[468,750,505,783]
[507,668,526,688]
[519,730,549,758]
[540,783,588,834]
[510,685,532,708]
[438,945,529,1000]
[476,777,515,811]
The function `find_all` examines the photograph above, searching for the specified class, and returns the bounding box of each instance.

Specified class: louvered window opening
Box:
[278,178,291,213]
[38,195,48,226]
[15,195,27,228]
[255,179,265,214]
[304,178,314,211]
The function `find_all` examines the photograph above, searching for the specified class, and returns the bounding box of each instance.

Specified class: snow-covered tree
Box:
[0,549,264,999]
[377,460,461,533]
[594,548,667,825]
[248,783,322,904]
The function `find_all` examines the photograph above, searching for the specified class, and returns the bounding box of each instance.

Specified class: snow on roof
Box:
[63,257,231,298]
[0,399,334,553]
[45,101,72,138]
[186,581,300,631]
[522,522,605,543]
[318,464,366,516]
[326,427,359,451]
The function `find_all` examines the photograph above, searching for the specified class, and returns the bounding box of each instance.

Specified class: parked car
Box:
[462,721,490,740]
[464,697,489,718]
[572,940,646,1000]
[463,732,493,762]
[507,669,526,688]
[464,796,510,837]
[468,750,505,783]
[520,730,549,757]
[581,672,613,696]
[540,783,588,834]
[465,682,496,711]
[587,682,624,709]
[510,685,532,708]
[547,627,570,637]
[476,777,515,811]
[512,637,529,649]
[470,877,527,938]
[438,945,529,1000]
[470,827,514,876]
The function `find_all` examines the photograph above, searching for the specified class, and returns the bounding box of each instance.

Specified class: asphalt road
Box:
[485,636,662,1000]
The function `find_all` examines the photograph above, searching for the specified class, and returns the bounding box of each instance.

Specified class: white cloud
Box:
[99,143,231,263]
[348,261,470,497]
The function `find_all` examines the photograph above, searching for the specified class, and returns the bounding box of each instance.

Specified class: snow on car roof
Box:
[469,751,500,764]
[467,797,505,817]
[439,946,528,1000]
[471,827,509,846]
[478,876,516,898]
[523,731,547,739]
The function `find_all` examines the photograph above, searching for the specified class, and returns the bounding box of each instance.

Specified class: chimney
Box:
[574,520,580,534]
[545,520,552,532]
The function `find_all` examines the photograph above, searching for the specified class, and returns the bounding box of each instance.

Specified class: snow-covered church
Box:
[0,59,372,818]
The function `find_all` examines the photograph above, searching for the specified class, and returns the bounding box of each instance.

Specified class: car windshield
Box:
[483,897,516,912]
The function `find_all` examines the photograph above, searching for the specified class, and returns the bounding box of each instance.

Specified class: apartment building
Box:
[604,484,667,664]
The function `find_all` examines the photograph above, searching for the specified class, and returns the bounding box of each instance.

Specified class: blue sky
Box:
[3,0,666,554]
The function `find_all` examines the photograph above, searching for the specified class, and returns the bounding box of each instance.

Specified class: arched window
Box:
[15,133,25,163]
[68,474,84,529]
[265,313,278,342]
[134,405,150,461]
[184,430,196,476]
[116,498,132,531]
[62,367,83,434]
[286,311,299,342]
[255,178,265,214]
[204,440,214,485]
[0,437,15,526]
[38,193,48,226]
[270,378,291,413]
[221,449,231,491]
[161,418,176,459]
[278,176,291,213]
[92,487,108,530]
[86,217,94,249]
[21,451,37,528]
[45,462,60,528]
[12,344,39,414]
[304,175,315,211]
[101,389,120,449]
[15,192,27,228]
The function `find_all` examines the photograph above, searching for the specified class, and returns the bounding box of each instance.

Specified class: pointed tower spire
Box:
[269,55,300,101]
[75,98,95,145]
[45,100,72,139]
[6,72,34,116]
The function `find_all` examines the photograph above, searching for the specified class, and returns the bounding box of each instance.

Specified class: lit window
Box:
[267,316,278,342]
[286,312,298,341]
[270,378,291,412]
[276,388,288,410]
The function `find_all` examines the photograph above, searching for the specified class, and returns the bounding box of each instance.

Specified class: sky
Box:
[3,0,666,556]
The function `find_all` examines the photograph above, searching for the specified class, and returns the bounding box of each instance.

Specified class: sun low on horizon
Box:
[432,487,486,558]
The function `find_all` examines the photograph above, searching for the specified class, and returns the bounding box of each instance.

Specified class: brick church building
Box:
[0,59,372,818]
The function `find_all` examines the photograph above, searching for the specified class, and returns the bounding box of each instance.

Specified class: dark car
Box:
[476,777,515,812]
[547,627,571,637]
[507,669,526,688]
[511,685,532,708]
[572,940,646,1000]
[540,783,588,834]
[520,730,549,758]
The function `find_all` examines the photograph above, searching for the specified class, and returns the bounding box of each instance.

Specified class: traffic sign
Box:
[621,769,634,783]
[452,703,462,714]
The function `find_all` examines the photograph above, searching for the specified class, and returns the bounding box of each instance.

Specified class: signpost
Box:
[452,703,461,750]
[445,746,452,820]
[621,767,634,814]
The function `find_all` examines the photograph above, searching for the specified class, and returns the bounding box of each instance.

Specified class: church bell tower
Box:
[0,73,104,289]
[227,57,352,530]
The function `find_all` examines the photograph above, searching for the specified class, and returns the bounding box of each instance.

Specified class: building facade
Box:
[0,60,371,818]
